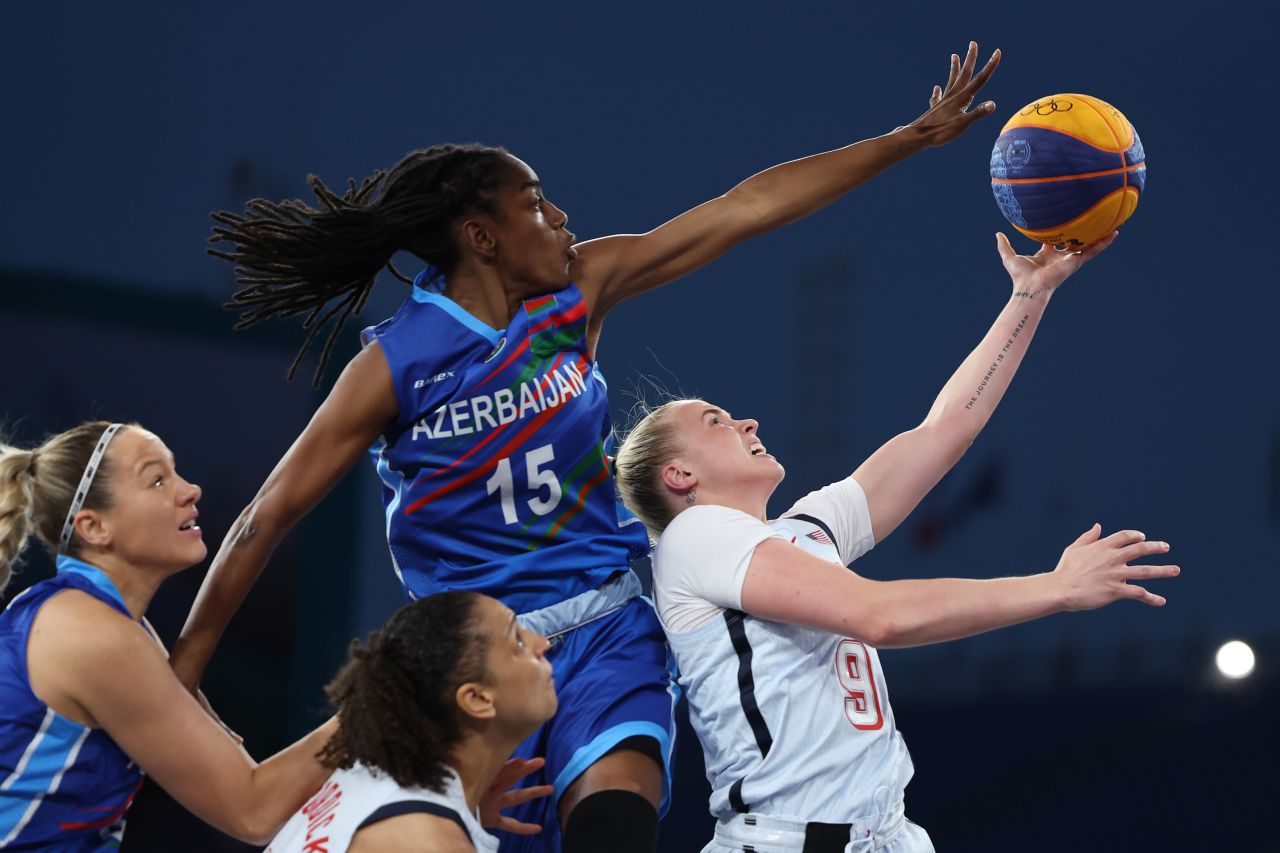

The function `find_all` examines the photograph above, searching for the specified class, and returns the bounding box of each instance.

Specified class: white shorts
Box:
[701,807,934,853]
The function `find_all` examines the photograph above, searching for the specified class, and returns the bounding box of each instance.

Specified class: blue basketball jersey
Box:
[361,272,650,614]
[0,557,145,851]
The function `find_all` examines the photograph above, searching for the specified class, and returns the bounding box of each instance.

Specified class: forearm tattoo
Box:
[965,313,1030,410]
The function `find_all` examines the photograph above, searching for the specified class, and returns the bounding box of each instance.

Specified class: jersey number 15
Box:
[485,444,564,525]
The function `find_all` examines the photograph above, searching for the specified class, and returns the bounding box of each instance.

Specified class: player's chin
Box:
[182,541,210,568]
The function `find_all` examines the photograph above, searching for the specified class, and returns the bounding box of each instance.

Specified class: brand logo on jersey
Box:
[484,337,508,363]
[414,371,455,389]
[807,529,832,545]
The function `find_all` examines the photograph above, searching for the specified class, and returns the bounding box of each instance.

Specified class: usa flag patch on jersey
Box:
[807,529,832,545]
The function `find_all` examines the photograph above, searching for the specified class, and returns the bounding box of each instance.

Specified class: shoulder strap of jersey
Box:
[356,800,472,842]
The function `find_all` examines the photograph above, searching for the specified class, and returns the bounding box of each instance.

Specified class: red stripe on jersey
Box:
[403,355,586,515]
[476,300,587,389]
[412,353,567,487]
[547,459,612,537]
[58,780,142,831]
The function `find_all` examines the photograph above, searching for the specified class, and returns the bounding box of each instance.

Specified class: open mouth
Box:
[749,442,768,457]
[179,517,200,532]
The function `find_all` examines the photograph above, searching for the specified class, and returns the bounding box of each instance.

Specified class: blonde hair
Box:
[0,421,125,592]
[614,400,688,537]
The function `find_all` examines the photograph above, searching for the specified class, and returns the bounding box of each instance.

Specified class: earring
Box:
[685,489,696,505]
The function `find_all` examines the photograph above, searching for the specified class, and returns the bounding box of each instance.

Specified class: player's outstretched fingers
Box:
[930,85,942,108]
[497,784,556,810]
[1070,522,1103,548]
[1117,539,1171,563]
[494,815,547,836]
[958,41,978,86]
[1122,583,1167,607]
[1124,563,1181,582]
[1101,528,1146,548]
[944,54,960,95]
[962,101,997,126]
[962,48,1001,97]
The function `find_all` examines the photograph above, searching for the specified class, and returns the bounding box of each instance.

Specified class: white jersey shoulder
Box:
[653,476,914,825]
[266,762,497,853]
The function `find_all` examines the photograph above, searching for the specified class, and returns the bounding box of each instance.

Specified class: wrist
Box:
[882,124,930,157]
[1030,571,1070,614]
[1010,286,1053,310]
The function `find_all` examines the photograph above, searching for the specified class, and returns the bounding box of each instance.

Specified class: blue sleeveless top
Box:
[0,557,145,851]
[361,273,650,614]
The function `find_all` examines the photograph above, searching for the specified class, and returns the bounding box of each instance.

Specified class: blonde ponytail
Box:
[614,401,687,537]
[0,422,124,593]
[0,447,37,592]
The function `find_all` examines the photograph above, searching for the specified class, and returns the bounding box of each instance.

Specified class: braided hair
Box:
[318,591,489,792]
[209,144,512,385]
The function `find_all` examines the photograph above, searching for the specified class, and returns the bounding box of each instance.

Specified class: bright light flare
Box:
[1215,640,1255,679]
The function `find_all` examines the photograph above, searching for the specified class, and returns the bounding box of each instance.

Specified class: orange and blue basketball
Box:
[990,94,1146,248]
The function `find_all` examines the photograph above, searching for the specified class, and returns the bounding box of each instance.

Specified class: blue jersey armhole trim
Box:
[414,290,505,347]
[551,720,674,817]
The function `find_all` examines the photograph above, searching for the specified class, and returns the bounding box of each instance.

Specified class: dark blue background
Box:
[3,2,1276,850]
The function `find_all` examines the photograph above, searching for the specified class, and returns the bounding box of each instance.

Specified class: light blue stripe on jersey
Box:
[371,436,411,595]
[55,557,127,610]
[0,710,91,844]
[412,290,505,347]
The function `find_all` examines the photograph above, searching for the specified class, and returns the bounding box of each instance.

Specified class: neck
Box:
[73,552,164,621]
[443,261,531,330]
[450,728,528,814]
[692,485,770,522]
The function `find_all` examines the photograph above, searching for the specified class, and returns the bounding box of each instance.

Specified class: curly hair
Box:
[318,591,490,792]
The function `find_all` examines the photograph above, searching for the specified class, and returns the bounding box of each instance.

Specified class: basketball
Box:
[990,93,1146,248]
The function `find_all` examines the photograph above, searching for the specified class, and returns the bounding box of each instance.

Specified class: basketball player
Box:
[173,43,1002,852]
[267,591,558,852]
[0,423,337,849]
[613,232,1180,852]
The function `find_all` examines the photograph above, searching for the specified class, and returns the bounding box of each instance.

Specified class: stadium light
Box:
[1215,640,1255,679]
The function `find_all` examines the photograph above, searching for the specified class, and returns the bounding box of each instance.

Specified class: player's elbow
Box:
[848,611,900,648]
[915,415,977,464]
[224,811,278,846]
[236,490,295,543]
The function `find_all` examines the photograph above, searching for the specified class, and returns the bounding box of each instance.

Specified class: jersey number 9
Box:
[836,639,885,731]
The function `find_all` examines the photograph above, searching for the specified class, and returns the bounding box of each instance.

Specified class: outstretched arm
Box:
[171,343,398,690]
[573,42,1000,338]
[851,231,1118,543]
[740,523,1178,648]
[33,594,337,844]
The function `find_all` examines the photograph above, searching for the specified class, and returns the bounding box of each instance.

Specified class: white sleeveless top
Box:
[266,762,498,852]
[652,477,914,824]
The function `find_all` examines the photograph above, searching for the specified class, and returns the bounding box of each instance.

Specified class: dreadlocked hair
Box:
[319,591,489,792]
[209,144,512,385]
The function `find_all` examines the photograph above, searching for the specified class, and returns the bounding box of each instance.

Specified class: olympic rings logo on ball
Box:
[1020,98,1074,116]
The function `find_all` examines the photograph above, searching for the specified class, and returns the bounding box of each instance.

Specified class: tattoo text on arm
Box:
[964,313,1030,410]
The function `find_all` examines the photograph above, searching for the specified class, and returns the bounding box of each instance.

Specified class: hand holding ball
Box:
[990,94,1145,248]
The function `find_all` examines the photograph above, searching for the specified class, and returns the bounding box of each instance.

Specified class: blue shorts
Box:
[500,597,678,852]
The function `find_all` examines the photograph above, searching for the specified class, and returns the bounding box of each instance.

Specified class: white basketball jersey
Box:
[266,762,497,853]
[654,484,915,825]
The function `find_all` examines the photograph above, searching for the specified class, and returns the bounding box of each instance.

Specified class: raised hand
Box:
[1054,524,1180,611]
[478,757,555,836]
[997,230,1117,301]
[904,42,1001,148]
